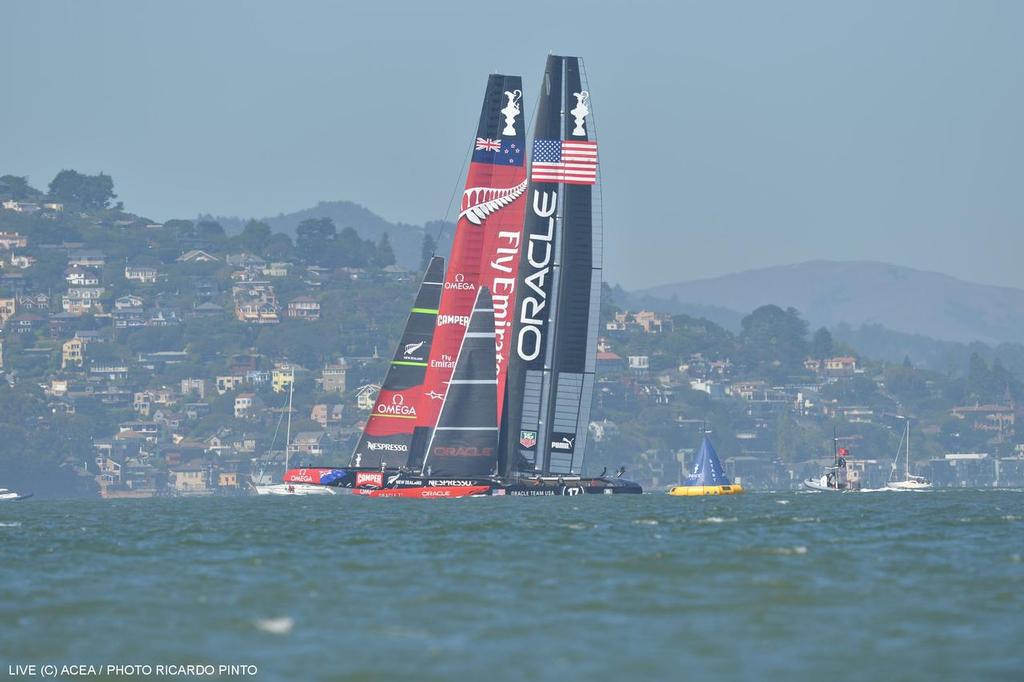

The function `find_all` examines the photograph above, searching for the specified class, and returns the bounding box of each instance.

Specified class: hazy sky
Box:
[2,1,1022,290]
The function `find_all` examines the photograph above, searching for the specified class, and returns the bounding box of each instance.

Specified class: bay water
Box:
[1,490,1021,681]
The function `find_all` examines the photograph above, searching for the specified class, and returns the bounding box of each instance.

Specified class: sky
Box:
[2,0,1022,290]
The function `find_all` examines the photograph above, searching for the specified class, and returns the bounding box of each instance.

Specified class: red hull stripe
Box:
[366,486,491,499]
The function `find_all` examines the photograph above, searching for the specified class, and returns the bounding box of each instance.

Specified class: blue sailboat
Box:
[668,435,743,496]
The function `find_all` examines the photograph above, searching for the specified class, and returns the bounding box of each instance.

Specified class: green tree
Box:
[0,175,41,200]
[48,170,116,209]
[739,305,809,379]
[335,227,373,268]
[263,233,295,261]
[811,327,833,359]
[375,232,396,268]
[238,220,272,253]
[195,220,226,243]
[296,218,337,265]
[419,233,437,269]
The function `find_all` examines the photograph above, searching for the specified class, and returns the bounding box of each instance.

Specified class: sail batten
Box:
[421,287,500,478]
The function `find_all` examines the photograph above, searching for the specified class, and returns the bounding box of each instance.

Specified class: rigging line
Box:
[433,116,475,248]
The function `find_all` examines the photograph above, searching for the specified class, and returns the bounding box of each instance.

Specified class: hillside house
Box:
[310,403,344,427]
[319,361,348,394]
[67,250,106,268]
[181,378,206,399]
[287,296,321,321]
[234,393,263,419]
[61,337,86,369]
[65,267,100,286]
[216,375,244,394]
[356,384,381,410]
[0,298,15,325]
[824,356,858,377]
[262,262,290,278]
[177,250,220,263]
[125,265,159,283]
[288,432,327,458]
[0,231,29,249]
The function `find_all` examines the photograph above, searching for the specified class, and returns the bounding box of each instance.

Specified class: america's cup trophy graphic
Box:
[501,89,522,136]
[570,91,590,136]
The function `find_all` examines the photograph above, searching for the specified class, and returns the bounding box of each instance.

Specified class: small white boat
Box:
[249,379,336,497]
[886,420,932,491]
[250,482,336,496]
[0,488,33,501]
[802,432,859,491]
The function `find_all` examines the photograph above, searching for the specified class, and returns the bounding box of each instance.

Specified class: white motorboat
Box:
[886,420,932,490]
[0,488,32,501]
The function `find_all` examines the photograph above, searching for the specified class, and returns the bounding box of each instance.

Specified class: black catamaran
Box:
[500,55,640,494]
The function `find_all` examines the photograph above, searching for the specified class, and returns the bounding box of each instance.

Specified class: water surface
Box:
[1,490,1021,681]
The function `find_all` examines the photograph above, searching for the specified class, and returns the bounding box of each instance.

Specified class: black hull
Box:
[288,466,643,495]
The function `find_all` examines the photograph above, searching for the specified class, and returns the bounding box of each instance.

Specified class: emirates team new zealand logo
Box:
[519,430,537,449]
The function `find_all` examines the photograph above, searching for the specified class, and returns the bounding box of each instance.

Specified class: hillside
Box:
[633,261,1024,346]
[208,201,453,270]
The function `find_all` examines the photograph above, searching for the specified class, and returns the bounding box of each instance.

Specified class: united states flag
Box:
[531,140,598,185]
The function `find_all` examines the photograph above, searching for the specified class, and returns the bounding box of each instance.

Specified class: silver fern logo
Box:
[459,180,528,226]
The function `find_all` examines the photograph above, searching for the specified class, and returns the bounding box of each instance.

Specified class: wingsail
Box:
[421,75,529,432]
[503,55,602,476]
[350,256,444,468]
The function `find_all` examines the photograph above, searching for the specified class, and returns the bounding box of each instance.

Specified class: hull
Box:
[251,483,336,496]
[668,484,743,496]
[364,486,492,499]
[0,493,32,501]
[802,476,855,492]
[886,480,932,490]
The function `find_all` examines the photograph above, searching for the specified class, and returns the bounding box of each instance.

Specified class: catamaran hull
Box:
[364,486,492,499]
[251,483,336,496]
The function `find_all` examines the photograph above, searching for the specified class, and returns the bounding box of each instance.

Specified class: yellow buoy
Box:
[668,484,743,496]
[669,435,744,496]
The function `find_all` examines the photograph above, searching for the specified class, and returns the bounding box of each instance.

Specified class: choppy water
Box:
[1,490,1022,681]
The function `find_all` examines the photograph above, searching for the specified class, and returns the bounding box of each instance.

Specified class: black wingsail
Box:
[350,256,445,468]
[503,55,601,476]
[420,287,499,478]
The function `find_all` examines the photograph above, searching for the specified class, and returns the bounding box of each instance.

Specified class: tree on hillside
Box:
[335,226,373,268]
[375,233,396,268]
[263,233,295,261]
[739,305,809,378]
[0,175,41,200]
[48,170,116,209]
[195,220,226,243]
[165,219,195,241]
[237,220,272,253]
[811,327,834,360]
[296,217,337,265]
[419,233,436,270]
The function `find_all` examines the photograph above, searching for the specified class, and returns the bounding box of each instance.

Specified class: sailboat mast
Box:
[906,420,911,479]
[285,376,294,471]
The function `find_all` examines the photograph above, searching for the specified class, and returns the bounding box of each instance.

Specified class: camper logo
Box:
[356,471,384,488]
[519,430,537,449]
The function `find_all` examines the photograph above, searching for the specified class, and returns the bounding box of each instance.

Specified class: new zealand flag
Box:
[472,138,524,166]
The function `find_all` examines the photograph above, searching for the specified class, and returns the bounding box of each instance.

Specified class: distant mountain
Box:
[632,260,1024,346]
[206,200,453,270]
